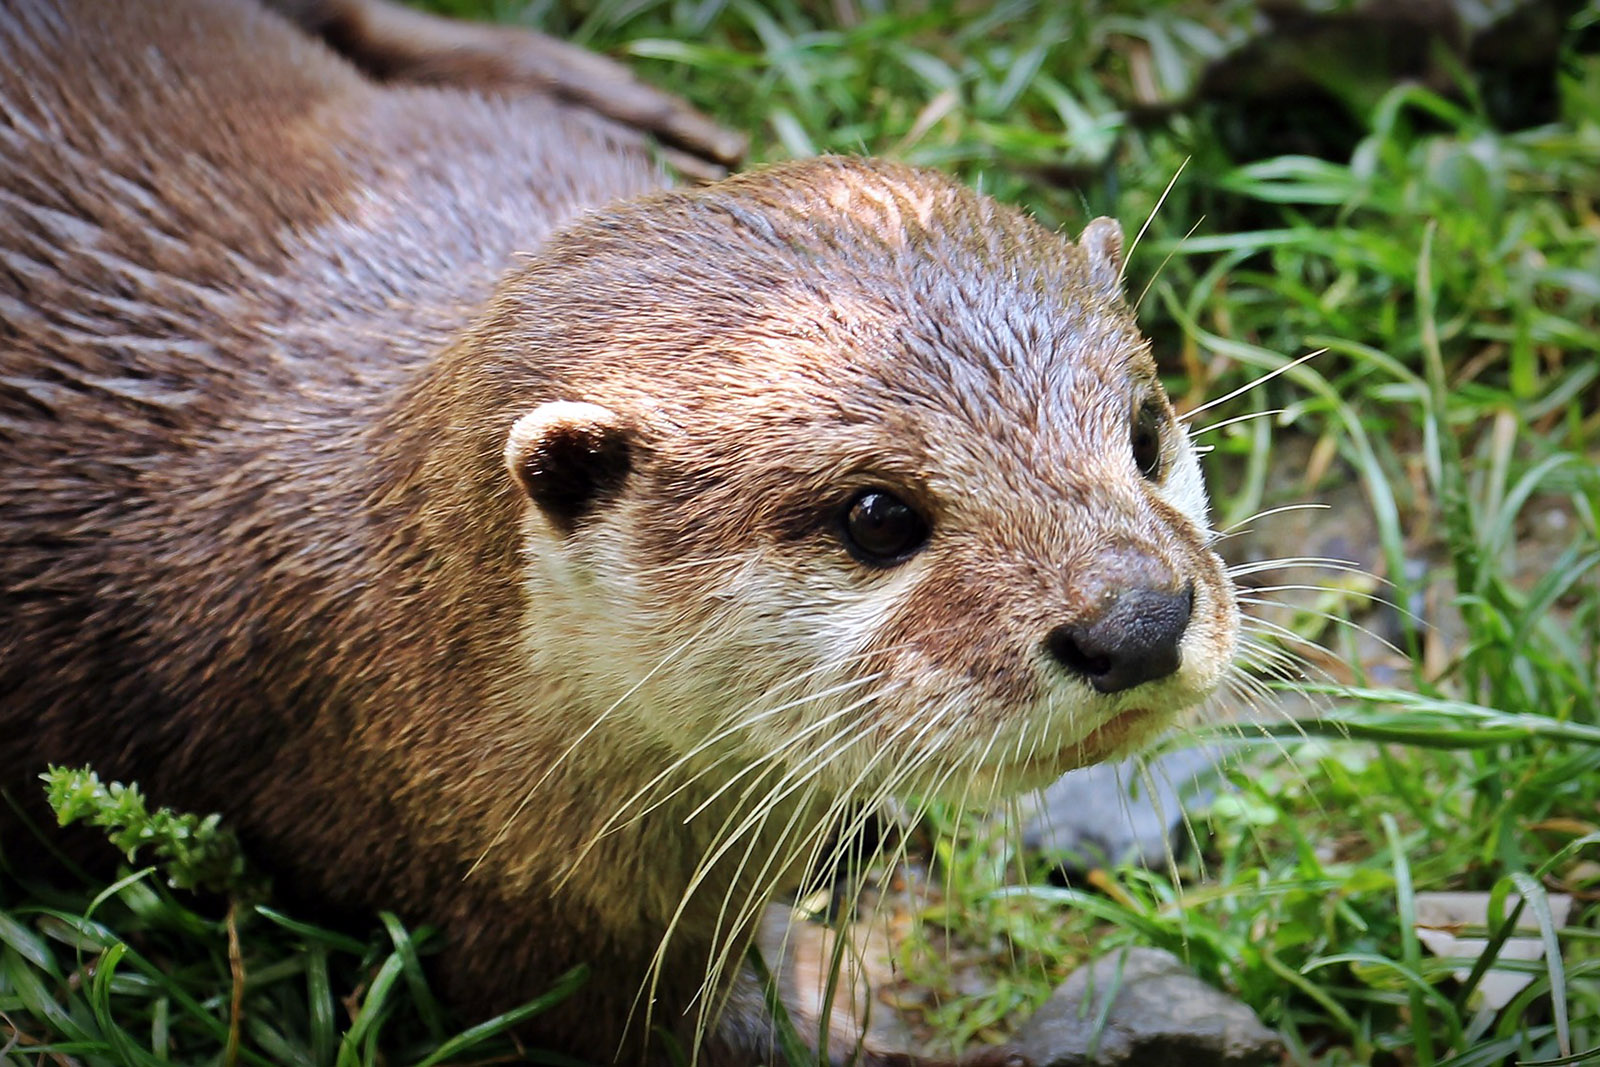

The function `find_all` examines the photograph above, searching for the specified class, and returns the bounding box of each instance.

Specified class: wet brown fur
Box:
[0,1,1237,1062]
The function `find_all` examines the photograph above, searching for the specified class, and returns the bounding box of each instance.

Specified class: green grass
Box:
[4,1,1599,1064]
[4,773,593,1065]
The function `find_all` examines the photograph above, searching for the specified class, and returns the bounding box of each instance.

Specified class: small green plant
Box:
[43,766,256,899]
[3,772,586,1066]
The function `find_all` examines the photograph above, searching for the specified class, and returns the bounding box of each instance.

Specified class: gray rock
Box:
[1012,947,1282,1067]
[1022,746,1226,875]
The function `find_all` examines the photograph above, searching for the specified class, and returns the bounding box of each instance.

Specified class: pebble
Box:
[1011,947,1283,1066]
[1021,746,1227,875]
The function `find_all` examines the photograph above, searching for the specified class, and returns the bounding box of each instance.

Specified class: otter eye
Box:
[1131,399,1165,481]
[842,490,929,565]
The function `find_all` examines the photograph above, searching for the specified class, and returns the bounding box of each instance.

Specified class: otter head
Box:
[480,156,1237,801]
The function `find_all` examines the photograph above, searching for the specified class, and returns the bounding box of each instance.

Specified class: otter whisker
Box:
[704,686,927,902]
[722,691,963,962]
[681,683,896,826]
[1221,672,1290,713]
[636,668,889,824]
[469,613,724,879]
[654,684,912,979]
[1188,407,1287,439]
[1225,555,1363,576]
[1236,594,1411,661]
[1230,628,1351,715]
[1181,349,1326,422]
[881,722,1007,976]
[1239,581,1411,622]
[666,692,925,1031]
[555,680,884,898]
[1231,644,1318,697]
[1239,583,1386,599]
[1121,157,1187,287]
[1237,612,1368,668]
[673,722,888,994]
[697,773,897,1020]
[1210,668,1344,822]
[1214,500,1329,535]
[1117,754,1182,885]
[559,637,917,883]
[690,772,839,1028]
[935,716,1011,905]
[1233,647,1307,682]
[1211,677,1318,773]
[1233,627,1325,676]
[1132,213,1205,316]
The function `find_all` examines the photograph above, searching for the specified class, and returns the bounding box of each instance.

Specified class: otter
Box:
[0,0,1239,1062]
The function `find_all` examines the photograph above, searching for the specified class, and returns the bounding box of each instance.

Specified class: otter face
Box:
[495,157,1237,801]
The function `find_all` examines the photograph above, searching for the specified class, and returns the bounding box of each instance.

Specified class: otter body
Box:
[0,1,1238,1061]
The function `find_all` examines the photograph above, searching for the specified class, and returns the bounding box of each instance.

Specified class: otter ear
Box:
[1079,217,1126,301]
[505,402,633,534]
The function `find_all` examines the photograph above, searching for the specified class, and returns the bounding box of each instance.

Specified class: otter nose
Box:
[1046,585,1193,694]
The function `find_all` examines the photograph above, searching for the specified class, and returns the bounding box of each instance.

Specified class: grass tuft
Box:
[3,774,582,1066]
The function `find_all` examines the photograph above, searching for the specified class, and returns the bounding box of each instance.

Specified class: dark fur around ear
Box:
[505,402,634,534]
